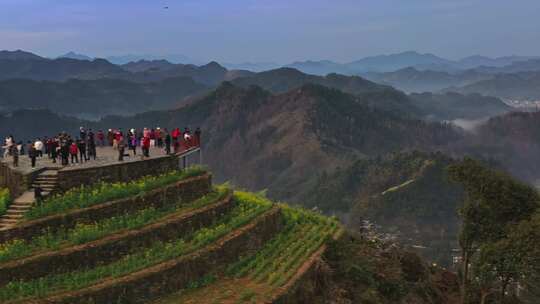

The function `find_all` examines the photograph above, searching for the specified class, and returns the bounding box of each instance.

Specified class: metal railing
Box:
[176,147,202,169]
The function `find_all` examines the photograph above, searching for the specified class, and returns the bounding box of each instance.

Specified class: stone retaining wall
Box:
[56,155,180,192]
[0,173,211,244]
[0,162,42,198]
[21,206,283,304]
[0,192,233,286]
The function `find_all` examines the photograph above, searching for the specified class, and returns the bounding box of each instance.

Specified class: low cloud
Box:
[450,117,489,132]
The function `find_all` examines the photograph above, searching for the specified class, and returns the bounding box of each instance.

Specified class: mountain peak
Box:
[0,50,44,61]
[58,51,93,61]
[203,61,225,69]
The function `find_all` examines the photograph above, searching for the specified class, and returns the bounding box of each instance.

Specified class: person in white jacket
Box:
[34,138,44,158]
[3,136,14,158]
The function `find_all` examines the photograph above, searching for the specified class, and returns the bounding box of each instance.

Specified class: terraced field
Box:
[0,168,342,303]
[25,166,207,220]
[154,202,341,304]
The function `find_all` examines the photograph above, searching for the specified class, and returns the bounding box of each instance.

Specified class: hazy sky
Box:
[1,0,539,63]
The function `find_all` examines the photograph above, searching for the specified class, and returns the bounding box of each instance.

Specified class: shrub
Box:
[0,189,10,216]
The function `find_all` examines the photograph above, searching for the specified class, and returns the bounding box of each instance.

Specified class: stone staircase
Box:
[0,168,60,230]
[0,191,34,229]
[32,169,60,199]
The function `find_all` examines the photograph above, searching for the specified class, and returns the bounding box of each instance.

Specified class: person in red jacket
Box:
[171,128,180,153]
[97,130,105,146]
[69,142,79,164]
[142,136,150,157]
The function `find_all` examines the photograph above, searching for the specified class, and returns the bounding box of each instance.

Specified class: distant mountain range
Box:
[361,66,540,101]
[6,49,535,75]
[0,49,514,121]
[361,67,491,93]
[285,52,540,75]
[0,53,250,86]
[222,62,281,72]
[105,53,199,65]
[0,77,208,119]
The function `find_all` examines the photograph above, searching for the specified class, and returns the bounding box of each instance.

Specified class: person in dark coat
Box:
[18,141,24,155]
[107,129,114,146]
[61,141,69,166]
[77,139,87,163]
[28,144,37,168]
[164,129,171,155]
[80,127,87,142]
[88,129,96,160]
[50,138,58,163]
[118,139,125,161]
[11,145,18,167]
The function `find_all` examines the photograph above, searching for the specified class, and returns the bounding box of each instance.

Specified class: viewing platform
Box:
[1,146,199,174]
[0,146,202,229]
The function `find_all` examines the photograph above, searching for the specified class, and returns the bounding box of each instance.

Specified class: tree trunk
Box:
[501,279,509,302]
[460,250,470,304]
[480,292,488,304]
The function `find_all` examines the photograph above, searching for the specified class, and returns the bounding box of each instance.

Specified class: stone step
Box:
[6,209,27,215]
[2,211,24,217]
[37,182,58,186]
[33,179,58,184]
[0,217,21,222]
[3,213,24,217]
[9,204,33,210]
[41,169,59,175]
[32,185,56,191]
[10,201,33,206]
[35,178,58,183]
[33,182,57,186]
[0,223,19,228]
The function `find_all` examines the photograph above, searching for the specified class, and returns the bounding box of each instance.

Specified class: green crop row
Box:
[0,188,10,217]
[0,187,229,264]
[25,166,206,220]
[0,191,273,302]
[228,204,339,288]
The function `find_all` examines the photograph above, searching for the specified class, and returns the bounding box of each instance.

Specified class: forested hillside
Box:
[303,152,464,266]
[409,92,512,121]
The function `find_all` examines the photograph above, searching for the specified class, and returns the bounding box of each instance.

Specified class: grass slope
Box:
[0,189,10,217]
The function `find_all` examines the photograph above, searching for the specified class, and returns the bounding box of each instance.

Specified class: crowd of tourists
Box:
[2,127,201,168]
